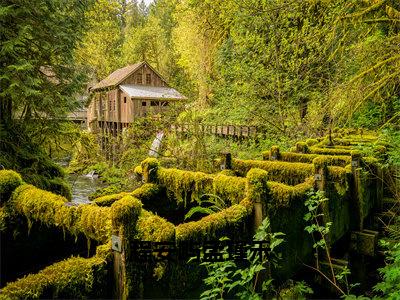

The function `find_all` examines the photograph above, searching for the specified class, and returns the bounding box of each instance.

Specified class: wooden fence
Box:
[171,123,261,139]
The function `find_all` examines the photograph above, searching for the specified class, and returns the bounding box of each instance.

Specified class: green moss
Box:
[175,197,252,243]
[131,183,162,203]
[136,210,175,242]
[0,207,7,232]
[246,168,268,202]
[309,147,353,156]
[232,159,314,185]
[218,169,237,177]
[141,158,160,183]
[295,142,309,153]
[93,192,129,207]
[11,184,112,242]
[267,177,314,207]
[111,195,142,230]
[213,174,246,205]
[306,139,319,146]
[265,152,352,166]
[157,168,214,206]
[0,244,112,300]
[0,170,23,204]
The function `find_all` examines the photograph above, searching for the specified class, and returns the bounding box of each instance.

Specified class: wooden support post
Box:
[141,158,159,183]
[269,146,281,161]
[351,151,364,230]
[246,169,268,231]
[220,152,232,170]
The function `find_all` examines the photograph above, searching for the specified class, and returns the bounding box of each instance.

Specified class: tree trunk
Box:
[0,97,12,125]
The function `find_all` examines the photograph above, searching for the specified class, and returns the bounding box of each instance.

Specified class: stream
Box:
[56,157,104,204]
[67,174,104,204]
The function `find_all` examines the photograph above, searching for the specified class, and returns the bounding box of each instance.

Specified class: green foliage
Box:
[199,217,288,300]
[0,244,112,300]
[373,241,400,299]
[0,170,23,203]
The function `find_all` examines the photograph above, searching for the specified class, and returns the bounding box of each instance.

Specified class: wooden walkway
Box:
[171,123,260,138]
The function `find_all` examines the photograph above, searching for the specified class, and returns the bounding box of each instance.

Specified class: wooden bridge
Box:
[171,123,260,138]
[0,130,397,299]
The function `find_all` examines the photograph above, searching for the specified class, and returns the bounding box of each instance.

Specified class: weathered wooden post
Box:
[141,158,160,184]
[111,195,143,299]
[220,152,232,171]
[269,146,281,161]
[350,151,364,230]
[246,168,268,231]
[295,142,309,154]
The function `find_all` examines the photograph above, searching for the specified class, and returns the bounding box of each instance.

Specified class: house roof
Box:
[91,61,168,91]
[120,84,187,101]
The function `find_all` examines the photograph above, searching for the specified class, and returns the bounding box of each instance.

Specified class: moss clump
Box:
[0,170,23,204]
[246,168,268,202]
[111,195,142,230]
[141,158,160,183]
[11,184,112,242]
[175,197,252,243]
[0,207,7,232]
[213,174,246,205]
[305,139,319,146]
[309,147,353,156]
[0,244,112,300]
[93,192,129,207]
[136,210,175,242]
[131,183,162,203]
[157,168,214,206]
[265,152,352,166]
[232,159,314,185]
[218,169,237,177]
[295,142,310,153]
[267,177,314,207]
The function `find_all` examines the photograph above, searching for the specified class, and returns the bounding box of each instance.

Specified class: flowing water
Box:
[56,157,104,204]
[148,131,164,157]
[67,174,104,204]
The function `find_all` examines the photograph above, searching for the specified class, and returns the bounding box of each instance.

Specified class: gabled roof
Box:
[91,61,168,91]
[120,84,187,101]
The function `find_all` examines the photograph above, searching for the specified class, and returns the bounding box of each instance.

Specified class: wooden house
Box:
[87,61,186,135]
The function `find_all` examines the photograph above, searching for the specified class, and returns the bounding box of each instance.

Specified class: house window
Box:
[108,98,112,111]
[161,101,169,106]
[113,98,116,111]
[146,74,151,85]
[151,101,158,106]
[124,97,127,104]
[142,101,147,106]
[136,73,142,84]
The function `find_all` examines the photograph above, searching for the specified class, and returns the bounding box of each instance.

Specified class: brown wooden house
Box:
[87,61,186,135]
